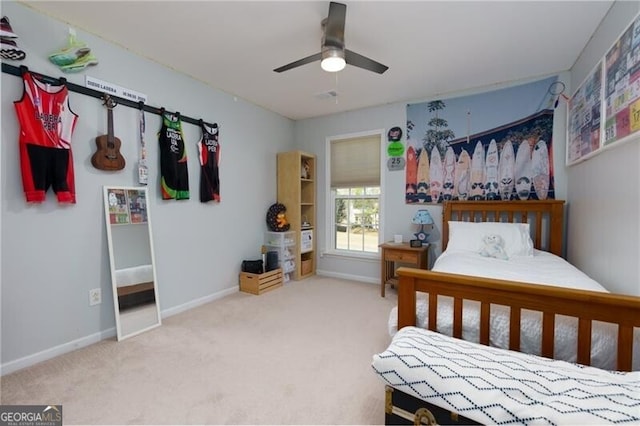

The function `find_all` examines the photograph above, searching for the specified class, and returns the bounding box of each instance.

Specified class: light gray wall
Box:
[295,77,569,283]
[1,2,294,369]
[567,1,640,296]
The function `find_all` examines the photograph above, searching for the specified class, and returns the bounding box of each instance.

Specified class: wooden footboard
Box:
[396,267,640,371]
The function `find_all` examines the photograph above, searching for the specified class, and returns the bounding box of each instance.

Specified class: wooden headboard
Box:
[442,200,565,256]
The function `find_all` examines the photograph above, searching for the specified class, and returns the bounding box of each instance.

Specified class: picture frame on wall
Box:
[566,60,604,166]
[602,11,640,147]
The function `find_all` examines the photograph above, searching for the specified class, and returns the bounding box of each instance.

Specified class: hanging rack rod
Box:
[1,63,214,128]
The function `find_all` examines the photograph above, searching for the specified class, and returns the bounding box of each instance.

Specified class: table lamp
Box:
[412,209,434,244]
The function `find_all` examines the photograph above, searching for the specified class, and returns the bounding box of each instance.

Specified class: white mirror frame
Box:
[103,186,161,340]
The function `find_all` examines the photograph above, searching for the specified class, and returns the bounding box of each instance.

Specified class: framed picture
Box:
[566,61,604,166]
[602,12,640,147]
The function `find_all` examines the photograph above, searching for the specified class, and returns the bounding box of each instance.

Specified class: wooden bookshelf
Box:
[277,151,316,279]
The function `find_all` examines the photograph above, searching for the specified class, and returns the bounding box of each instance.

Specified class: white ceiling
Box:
[23,1,613,120]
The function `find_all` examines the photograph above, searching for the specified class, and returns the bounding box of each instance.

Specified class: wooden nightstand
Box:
[379,242,429,297]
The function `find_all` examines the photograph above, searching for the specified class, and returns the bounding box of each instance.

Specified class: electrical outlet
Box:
[89,288,101,306]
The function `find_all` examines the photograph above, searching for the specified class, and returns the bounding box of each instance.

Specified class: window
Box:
[328,133,382,255]
[334,187,380,252]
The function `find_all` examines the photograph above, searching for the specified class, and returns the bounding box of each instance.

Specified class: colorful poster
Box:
[567,62,603,165]
[406,76,557,203]
[603,13,640,146]
[107,189,129,224]
[127,189,148,224]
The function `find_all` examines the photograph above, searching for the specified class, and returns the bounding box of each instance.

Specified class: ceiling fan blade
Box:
[345,49,389,74]
[324,2,346,48]
[273,52,322,73]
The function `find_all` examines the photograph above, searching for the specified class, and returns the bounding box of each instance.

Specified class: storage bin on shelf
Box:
[264,231,296,281]
[301,258,313,275]
[300,229,313,253]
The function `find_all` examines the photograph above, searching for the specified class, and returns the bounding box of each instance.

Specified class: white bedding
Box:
[388,249,640,370]
[115,264,153,288]
[433,248,607,291]
[373,327,640,425]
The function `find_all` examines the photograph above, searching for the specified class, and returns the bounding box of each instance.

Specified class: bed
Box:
[114,264,155,310]
[373,200,640,424]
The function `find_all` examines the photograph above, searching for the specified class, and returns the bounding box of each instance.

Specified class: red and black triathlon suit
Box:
[14,71,79,203]
[197,122,220,202]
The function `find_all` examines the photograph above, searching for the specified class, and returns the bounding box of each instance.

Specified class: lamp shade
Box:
[412,209,433,225]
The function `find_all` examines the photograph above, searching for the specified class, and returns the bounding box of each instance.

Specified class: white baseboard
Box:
[316,269,378,284]
[1,327,116,376]
[161,286,238,318]
[1,286,239,376]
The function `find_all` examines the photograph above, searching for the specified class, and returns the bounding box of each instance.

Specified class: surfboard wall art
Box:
[515,140,533,200]
[498,140,515,200]
[469,141,485,200]
[532,139,550,200]
[429,146,444,203]
[454,149,471,201]
[405,136,553,204]
[484,139,499,200]
[405,145,418,203]
[406,76,557,204]
[416,148,430,203]
[442,147,456,201]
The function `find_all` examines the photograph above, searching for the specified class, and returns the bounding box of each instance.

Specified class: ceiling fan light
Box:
[321,56,345,72]
[321,48,346,72]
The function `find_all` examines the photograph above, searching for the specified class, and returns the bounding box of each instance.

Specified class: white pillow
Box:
[447,221,534,258]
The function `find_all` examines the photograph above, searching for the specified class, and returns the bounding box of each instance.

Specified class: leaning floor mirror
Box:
[103,186,161,340]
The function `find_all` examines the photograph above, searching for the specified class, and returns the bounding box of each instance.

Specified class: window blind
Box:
[330,135,380,187]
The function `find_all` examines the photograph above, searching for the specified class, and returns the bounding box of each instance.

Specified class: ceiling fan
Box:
[273,1,389,74]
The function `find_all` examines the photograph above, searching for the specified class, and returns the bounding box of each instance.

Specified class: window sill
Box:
[321,250,380,262]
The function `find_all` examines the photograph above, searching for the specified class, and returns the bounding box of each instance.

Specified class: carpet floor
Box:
[1,276,398,425]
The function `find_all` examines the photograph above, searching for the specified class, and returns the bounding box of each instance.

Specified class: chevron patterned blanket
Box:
[372,327,640,425]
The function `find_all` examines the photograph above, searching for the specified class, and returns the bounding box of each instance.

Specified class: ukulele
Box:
[91,94,126,171]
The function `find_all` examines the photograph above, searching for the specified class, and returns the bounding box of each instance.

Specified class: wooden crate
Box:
[239,268,283,295]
